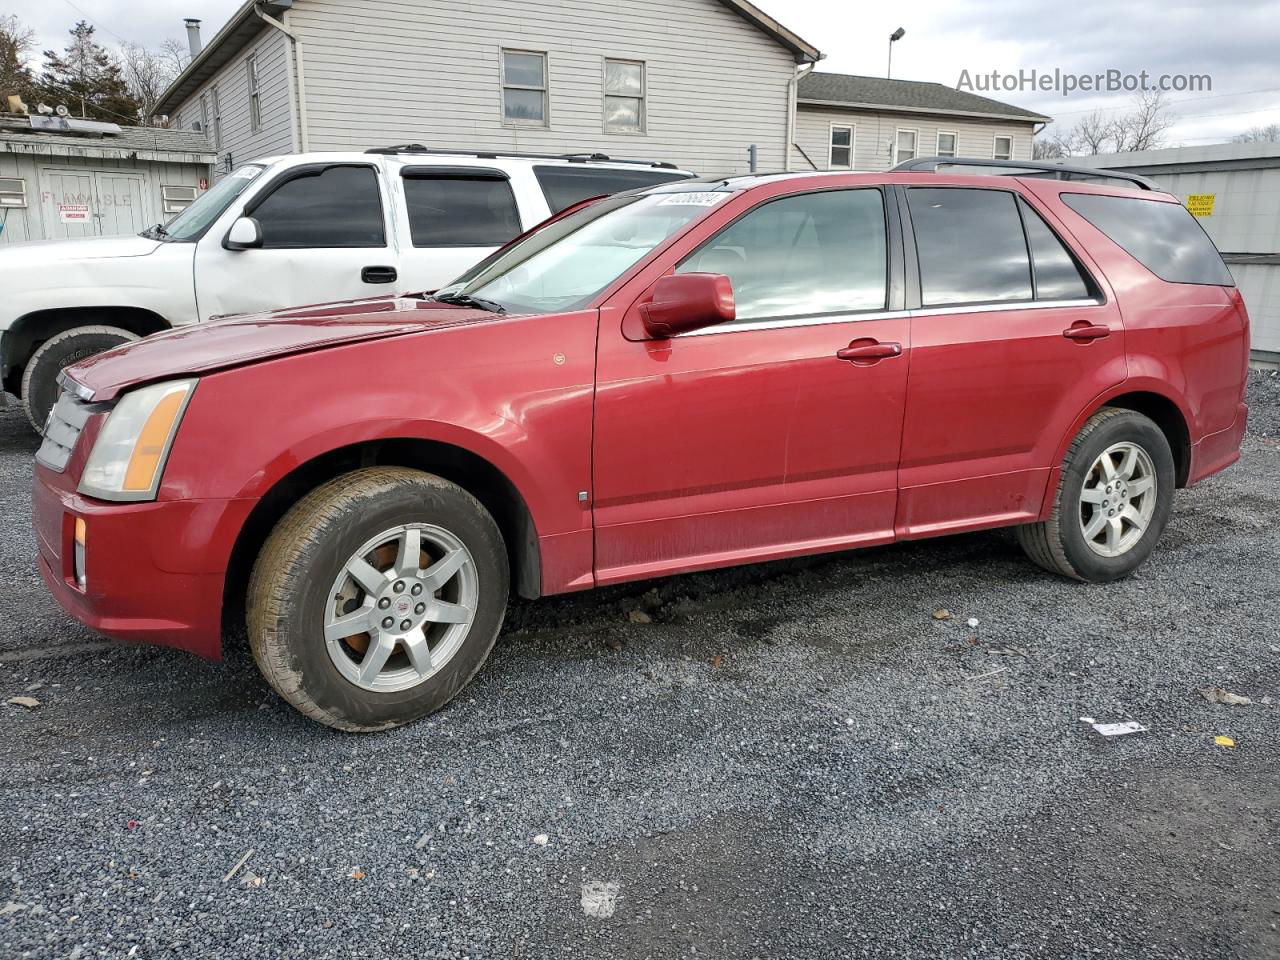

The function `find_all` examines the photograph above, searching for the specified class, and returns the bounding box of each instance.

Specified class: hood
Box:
[0,234,163,267]
[64,296,505,403]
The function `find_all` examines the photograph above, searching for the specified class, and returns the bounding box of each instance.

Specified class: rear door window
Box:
[1062,192,1234,286]
[402,172,521,247]
[249,165,385,248]
[907,187,1032,306]
[1017,197,1094,301]
[677,188,888,323]
[534,165,690,213]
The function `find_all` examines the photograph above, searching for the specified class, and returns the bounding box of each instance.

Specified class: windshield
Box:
[434,190,731,314]
[153,164,266,241]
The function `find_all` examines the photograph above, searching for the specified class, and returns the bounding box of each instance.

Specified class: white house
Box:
[792,72,1050,172]
[154,0,822,177]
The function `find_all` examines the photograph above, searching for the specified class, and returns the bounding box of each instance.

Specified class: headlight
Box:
[78,379,197,501]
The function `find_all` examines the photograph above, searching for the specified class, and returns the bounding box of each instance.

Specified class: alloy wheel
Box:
[1079,441,1158,558]
[324,523,478,692]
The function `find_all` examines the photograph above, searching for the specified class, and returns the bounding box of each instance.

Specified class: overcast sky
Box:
[12,0,1280,146]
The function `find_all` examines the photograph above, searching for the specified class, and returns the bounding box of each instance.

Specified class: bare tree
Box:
[1039,92,1176,157]
[1112,90,1176,152]
[119,41,184,123]
[1233,123,1280,143]
[157,39,190,78]
[1032,138,1067,160]
[1073,110,1116,154]
[1,13,39,107]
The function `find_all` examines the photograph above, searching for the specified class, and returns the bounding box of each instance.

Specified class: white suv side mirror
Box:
[223,216,263,251]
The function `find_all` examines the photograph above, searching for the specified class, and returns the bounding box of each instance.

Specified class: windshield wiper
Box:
[431,292,506,313]
[140,223,170,240]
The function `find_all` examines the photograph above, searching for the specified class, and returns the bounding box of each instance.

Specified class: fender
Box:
[1037,376,1194,521]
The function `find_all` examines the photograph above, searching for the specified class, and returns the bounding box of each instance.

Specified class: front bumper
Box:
[33,466,256,660]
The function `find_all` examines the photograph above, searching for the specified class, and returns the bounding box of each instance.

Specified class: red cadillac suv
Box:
[32,160,1250,731]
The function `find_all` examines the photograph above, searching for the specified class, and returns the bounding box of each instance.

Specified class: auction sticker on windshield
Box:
[656,192,728,207]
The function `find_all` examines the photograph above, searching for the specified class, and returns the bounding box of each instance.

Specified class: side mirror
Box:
[223,216,263,251]
[640,273,735,339]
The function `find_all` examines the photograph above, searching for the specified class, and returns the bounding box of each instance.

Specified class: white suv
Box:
[0,146,691,429]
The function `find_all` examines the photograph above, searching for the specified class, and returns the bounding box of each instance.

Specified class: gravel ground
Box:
[1,374,1278,960]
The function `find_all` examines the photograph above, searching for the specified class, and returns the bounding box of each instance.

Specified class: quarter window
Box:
[908,187,1032,306]
[247,55,261,133]
[1062,192,1234,286]
[604,59,645,133]
[249,165,386,248]
[895,129,918,164]
[994,135,1013,160]
[502,50,547,125]
[1017,197,1092,300]
[533,165,689,213]
[829,125,853,168]
[677,189,888,323]
[936,131,957,157]
[402,174,521,247]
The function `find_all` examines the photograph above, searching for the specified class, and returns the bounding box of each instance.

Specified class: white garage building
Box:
[0,114,215,245]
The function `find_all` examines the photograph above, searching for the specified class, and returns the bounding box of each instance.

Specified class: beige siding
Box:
[286,0,797,176]
[173,27,296,170]
[793,105,1037,173]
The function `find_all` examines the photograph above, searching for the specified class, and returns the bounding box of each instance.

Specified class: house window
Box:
[994,135,1013,160]
[829,125,853,168]
[247,55,261,133]
[502,50,548,125]
[0,177,27,207]
[936,131,957,158]
[210,86,222,148]
[161,185,198,215]
[198,94,208,134]
[604,59,645,133]
[895,128,918,164]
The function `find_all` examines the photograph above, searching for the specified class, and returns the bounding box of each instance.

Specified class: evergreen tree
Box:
[40,21,140,123]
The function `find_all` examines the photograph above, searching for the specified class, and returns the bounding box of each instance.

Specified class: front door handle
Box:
[836,339,902,364]
[362,265,398,284]
[1063,322,1110,342]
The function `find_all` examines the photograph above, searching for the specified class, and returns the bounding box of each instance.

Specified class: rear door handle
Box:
[836,339,902,363]
[1063,322,1110,342]
[362,265,398,284]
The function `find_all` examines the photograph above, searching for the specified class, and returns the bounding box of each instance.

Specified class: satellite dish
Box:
[55,104,70,118]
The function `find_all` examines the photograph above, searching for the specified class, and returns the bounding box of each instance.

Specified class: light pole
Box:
[887,27,905,79]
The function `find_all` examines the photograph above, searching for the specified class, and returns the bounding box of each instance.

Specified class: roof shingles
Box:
[798,72,1050,122]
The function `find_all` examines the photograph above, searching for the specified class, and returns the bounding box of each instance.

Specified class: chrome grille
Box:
[35,390,98,473]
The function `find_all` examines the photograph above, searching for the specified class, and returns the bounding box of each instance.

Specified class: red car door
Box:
[895,184,1126,537]
[592,184,911,585]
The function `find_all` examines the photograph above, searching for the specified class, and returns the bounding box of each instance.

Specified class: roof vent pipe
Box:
[184,19,202,58]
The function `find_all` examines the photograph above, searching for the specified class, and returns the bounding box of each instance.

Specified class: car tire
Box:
[1017,407,1175,583]
[20,325,140,430]
[247,466,509,732]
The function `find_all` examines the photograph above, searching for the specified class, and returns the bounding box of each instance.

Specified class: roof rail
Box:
[363,144,679,169]
[891,156,1160,191]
